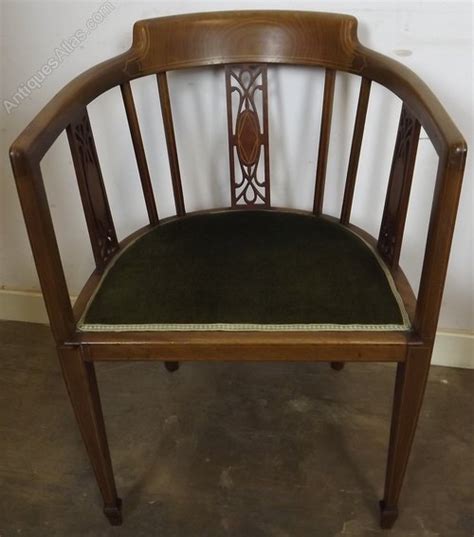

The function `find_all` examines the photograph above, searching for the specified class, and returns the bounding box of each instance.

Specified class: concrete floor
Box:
[0,321,472,537]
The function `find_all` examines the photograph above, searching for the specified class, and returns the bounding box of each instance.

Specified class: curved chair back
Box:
[10,11,467,342]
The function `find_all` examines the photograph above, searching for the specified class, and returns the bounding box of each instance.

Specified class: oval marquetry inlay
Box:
[236,109,261,166]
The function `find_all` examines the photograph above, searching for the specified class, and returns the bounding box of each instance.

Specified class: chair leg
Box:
[58,346,122,526]
[380,347,431,529]
[164,361,180,372]
[330,361,345,371]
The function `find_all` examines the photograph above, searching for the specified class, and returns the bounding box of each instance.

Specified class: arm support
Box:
[358,47,467,341]
[414,150,467,340]
[10,158,74,342]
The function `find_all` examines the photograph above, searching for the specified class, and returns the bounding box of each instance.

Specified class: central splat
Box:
[225,64,270,207]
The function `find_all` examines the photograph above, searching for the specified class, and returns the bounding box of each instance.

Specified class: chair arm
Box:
[356,46,468,341]
[9,50,133,164]
[9,50,134,343]
[358,45,466,158]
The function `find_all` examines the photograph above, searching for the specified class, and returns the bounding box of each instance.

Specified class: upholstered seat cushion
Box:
[79,211,410,331]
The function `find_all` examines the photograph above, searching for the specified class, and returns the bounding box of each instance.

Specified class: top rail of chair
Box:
[10,10,466,167]
[128,11,360,72]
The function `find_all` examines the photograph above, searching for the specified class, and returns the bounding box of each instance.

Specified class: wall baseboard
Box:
[0,289,53,325]
[431,331,473,369]
[0,289,472,369]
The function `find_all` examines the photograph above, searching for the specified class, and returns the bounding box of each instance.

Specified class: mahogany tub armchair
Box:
[10,11,467,529]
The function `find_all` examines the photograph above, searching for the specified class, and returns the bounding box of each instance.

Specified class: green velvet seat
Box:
[79,211,410,332]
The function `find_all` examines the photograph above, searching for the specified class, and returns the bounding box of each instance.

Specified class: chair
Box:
[10,11,467,529]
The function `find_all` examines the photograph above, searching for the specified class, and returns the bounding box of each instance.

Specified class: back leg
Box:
[164,361,180,372]
[330,361,345,371]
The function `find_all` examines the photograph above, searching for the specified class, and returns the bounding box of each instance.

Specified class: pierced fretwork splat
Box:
[225,64,270,207]
[67,110,118,270]
[378,105,420,267]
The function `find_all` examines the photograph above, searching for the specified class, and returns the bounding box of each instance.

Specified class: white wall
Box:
[1,2,473,340]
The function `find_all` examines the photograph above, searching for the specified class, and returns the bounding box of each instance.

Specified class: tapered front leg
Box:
[380,346,431,529]
[58,346,122,525]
